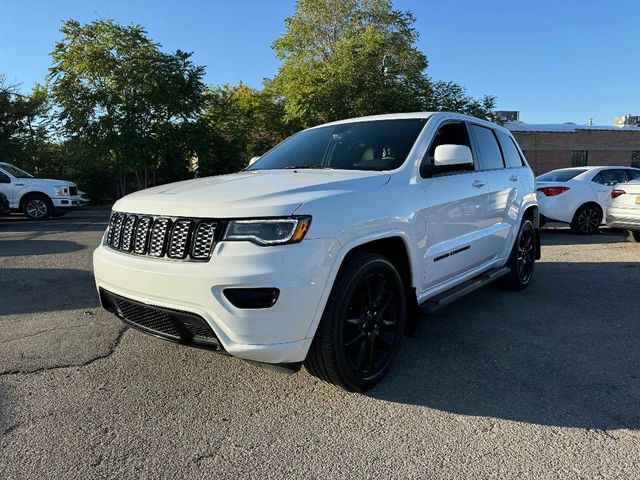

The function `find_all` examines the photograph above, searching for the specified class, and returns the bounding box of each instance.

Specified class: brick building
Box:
[505,122,640,175]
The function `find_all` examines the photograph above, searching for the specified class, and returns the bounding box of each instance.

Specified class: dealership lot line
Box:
[1,209,639,479]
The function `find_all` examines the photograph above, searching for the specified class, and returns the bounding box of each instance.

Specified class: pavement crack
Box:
[0,326,128,377]
[0,325,98,345]
[1,422,21,436]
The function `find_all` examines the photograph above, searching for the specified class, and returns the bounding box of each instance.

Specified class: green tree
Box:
[49,19,206,197]
[427,80,498,121]
[0,77,57,171]
[196,83,294,175]
[270,0,430,126]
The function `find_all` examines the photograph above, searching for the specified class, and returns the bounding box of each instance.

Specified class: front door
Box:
[419,121,492,291]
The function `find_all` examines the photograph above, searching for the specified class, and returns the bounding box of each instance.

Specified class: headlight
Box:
[223,216,311,246]
[54,186,70,196]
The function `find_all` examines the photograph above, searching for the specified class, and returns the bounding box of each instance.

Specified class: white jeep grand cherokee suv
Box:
[94,112,540,391]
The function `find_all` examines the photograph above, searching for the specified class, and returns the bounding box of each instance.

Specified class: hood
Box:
[114,169,391,217]
[18,178,76,187]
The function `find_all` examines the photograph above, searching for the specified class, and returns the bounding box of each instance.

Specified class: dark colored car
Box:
[0,191,9,215]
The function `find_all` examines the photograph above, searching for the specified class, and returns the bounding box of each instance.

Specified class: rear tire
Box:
[625,229,640,243]
[539,215,547,228]
[305,252,406,392]
[22,194,52,220]
[570,204,602,235]
[501,219,536,291]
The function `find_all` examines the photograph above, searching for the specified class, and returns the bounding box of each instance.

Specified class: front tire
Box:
[501,219,536,290]
[23,194,52,220]
[305,252,406,392]
[625,229,640,243]
[570,204,602,235]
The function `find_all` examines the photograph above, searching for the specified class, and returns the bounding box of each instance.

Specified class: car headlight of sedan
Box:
[223,216,311,246]
[54,186,70,196]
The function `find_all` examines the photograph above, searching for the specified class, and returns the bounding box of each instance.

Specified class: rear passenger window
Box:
[469,124,504,170]
[592,170,627,186]
[496,130,524,168]
[626,169,640,181]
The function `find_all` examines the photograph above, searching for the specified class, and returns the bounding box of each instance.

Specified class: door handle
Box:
[509,175,519,182]
[472,180,486,188]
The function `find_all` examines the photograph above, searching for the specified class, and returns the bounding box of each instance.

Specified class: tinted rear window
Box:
[537,169,587,182]
[496,130,524,168]
[469,124,504,170]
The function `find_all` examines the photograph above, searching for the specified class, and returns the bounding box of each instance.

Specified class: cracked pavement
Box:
[1,209,639,479]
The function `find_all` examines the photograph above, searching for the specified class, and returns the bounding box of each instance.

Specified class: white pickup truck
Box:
[0,162,80,219]
[94,112,540,391]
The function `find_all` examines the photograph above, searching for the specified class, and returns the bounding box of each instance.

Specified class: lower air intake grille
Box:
[100,289,222,351]
[106,212,222,261]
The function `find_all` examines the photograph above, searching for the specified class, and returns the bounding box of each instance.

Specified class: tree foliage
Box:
[49,19,206,196]
[0,77,58,172]
[427,80,498,122]
[270,0,430,126]
[196,83,294,176]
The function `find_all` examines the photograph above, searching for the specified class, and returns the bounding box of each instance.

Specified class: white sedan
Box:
[536,166,640,234]
[607,180,640,242]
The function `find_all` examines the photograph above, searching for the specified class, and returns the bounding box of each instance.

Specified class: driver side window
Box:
[424,122,473,165]
[0,172,11,184]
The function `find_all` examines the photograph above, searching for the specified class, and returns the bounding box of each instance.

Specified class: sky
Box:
[0,0,638,125]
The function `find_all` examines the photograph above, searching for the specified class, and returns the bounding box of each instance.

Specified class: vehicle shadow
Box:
[0,209,110,233]
[0,268,99,316]
[0,239,84,257]
[541,226,627,246]
[372,260,640,430]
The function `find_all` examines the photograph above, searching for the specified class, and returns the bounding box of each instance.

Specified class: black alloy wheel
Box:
[305,252,406,391]
[501,219,536,291]
[516,221,536,284]
[342,272,402,377]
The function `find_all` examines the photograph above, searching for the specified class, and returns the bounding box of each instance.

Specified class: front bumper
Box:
[606,206,640,230]
[51,197,80,209]
[93,238,336,364]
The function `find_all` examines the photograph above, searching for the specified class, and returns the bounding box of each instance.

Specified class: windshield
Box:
[248,119,427,172]
[537,169,587,182]
[0,163,33,178]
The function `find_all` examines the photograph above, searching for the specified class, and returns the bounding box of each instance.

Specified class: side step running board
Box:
[419,267,510,314]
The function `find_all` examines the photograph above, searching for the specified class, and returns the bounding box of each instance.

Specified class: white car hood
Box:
[114,169,391,217]
[16,178,76,187]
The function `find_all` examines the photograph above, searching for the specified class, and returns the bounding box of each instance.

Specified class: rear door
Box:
[468,123,515,260]
[420,121,491,290]
[590,169,628,209]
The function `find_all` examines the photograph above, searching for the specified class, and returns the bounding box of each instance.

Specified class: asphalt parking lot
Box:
[1,209,639,479]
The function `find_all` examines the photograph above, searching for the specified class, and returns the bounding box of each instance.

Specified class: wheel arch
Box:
[19,191,52,210]
[573,200,603,218]
[305,232,419,341]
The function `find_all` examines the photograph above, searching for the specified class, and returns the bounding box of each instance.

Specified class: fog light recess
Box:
[223,288,280,309]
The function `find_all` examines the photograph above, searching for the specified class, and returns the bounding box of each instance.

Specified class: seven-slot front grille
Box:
[107,212,221,261]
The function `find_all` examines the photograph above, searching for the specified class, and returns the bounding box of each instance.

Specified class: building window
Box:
[571,150,588,167]
[632,151,640,168]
